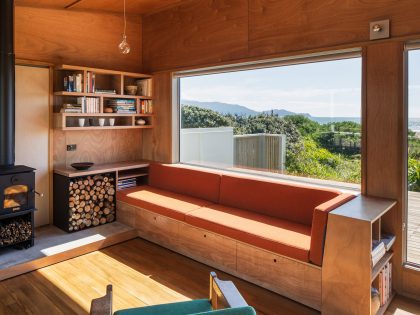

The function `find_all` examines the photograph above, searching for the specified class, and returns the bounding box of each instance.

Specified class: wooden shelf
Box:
[54,161,150,178]
[57,113,154,117]
[118,173,148,180]
[55,64,151,79]
[53,65,154,131]
[372,251,394,281]
[322,195,397,315]
[54,91,152,100]
[58,125,153,131]
[376,292,396,315]
[53,112,153,130]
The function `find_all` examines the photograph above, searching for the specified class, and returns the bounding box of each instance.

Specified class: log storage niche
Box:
[53,172,116,232]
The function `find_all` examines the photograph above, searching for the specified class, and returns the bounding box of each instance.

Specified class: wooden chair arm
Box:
[90,284,113,315]
[209,272,248,310]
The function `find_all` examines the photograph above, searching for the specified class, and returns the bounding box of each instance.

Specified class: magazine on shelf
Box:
[381,233,396,251]
[372,240,386,267]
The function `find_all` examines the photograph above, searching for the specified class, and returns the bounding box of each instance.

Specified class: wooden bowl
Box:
[71,162,94,170]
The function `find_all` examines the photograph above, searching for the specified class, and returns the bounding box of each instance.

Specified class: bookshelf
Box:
[53,65,154,130]
[322,195,397,315]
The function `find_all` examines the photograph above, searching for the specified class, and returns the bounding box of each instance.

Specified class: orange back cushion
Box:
[149,163,221,203]
[219,174,340,226]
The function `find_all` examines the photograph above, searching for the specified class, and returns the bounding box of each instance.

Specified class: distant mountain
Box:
[181,99,259,116]
[181,99,311,117]
[262,109,311,117]
[181,99,361,124]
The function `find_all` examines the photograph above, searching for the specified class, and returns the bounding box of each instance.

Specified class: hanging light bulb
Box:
[119,0,131,54]
[119,34,130,54]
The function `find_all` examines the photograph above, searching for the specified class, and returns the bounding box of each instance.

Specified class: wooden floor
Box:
[408,192,420,265]
[0,238,419,315]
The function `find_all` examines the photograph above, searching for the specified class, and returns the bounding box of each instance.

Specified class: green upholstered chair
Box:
[90,272,256,315]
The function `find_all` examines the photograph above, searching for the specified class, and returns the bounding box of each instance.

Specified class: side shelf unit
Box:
[322,195,397,315]
[53,161,149,233]
[53,65,154,130]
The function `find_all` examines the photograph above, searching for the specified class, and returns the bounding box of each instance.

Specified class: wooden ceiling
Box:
[15,0,186,15]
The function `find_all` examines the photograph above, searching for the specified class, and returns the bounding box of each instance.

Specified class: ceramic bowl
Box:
[125,85,138,96]
[71,162,94,170]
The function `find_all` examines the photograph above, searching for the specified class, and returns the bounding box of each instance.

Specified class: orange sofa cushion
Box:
[186,204,312,262]
[219,174,341,226]
[309,193,356,266]
[149,163,221,203]
[117,186,214,221]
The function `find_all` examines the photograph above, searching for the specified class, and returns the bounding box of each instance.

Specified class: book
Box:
[381,233,396,251]
[372,240,386,267]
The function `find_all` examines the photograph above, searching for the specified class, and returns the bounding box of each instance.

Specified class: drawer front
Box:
[237,242,321,310]
[116,201,137,227]
[134,207,179,250]
[178,224,237,273]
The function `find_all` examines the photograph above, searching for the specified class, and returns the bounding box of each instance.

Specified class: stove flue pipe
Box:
[0,0,15,167]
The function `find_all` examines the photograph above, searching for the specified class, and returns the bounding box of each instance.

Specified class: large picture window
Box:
[178,54,362,188]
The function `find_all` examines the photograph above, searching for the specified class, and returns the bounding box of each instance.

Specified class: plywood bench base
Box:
[117,201,322,310]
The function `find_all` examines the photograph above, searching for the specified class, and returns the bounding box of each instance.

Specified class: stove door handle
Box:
[32,190,44,198]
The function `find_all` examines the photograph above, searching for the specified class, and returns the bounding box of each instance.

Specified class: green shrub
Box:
[408,158,420,192]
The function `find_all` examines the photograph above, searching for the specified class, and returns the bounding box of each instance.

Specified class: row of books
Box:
[77,97,100,114]
[117,178,137,190]
[86,71,96,93]
[378,261,393,306]
[138,79,152,96]
[107,99,136,114]
[64,74,83,92]
[371,233,395,267]
[371,261,393,314]
[140,100,153,114]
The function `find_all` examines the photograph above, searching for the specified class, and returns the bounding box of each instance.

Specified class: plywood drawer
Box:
[116,201,137,227]
[134,208,179,250]
[178,223,237,273]
[237,242,321,310]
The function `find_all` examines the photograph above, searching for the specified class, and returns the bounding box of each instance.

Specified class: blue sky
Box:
[181,57,362,117]
[409,50,420,118]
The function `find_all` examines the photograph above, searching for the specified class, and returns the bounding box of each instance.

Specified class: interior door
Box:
[15,65,50,227]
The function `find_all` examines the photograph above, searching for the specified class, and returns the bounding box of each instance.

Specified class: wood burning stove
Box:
[0,166,35,214]
[0,0,37,249]
[0,167,36,249]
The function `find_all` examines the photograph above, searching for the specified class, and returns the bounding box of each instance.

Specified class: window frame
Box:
[172,48,363,192]
[403,42,420,269]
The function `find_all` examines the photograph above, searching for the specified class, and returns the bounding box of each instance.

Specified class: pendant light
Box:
[118,0,131,54]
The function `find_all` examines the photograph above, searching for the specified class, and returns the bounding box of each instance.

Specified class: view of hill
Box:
[181,99,305,117]
[181,99,361,124]
[181,99,259,116]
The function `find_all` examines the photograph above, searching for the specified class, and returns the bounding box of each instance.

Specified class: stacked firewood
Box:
[68,173,116,232]
[0,218,32,247]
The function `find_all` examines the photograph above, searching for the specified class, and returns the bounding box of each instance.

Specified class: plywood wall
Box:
[142,0,420,72]
[15,6,142,72]
[53,129,143,168]
[142,72,173,162]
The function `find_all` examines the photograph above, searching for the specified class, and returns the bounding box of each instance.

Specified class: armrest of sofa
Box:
[309,193,356,266]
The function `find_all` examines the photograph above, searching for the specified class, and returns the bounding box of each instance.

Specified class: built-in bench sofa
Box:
[117,163,355,310]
